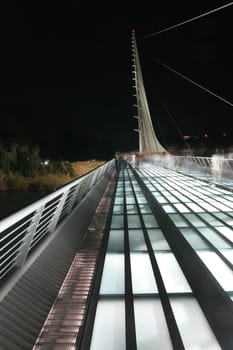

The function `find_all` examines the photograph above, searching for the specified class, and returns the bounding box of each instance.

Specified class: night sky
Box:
[0,1,233,161]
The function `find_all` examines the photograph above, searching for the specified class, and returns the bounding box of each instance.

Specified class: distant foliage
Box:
[0,142,105,191]
[30,174,73,191]
[41,160,75,177]
[0,142,74,177]
[0,142,40,176]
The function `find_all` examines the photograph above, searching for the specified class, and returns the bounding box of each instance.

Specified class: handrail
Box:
[0,160,114,281]
[142,154,233,187]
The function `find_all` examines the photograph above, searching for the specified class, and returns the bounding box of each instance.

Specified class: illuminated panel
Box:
[107,230,124,251]
[162,204,176,213]
[155,253,192,293]
[168,213,189,227]
[110,215,124,229]
[216,226,233,243]
[129,229,147,251]
[183,213,206,226]
[197,251,233,291]
[130,253,158,293]
[127,215,141,228]
[180,228,209,249]
[90,299,126,350]
[170,297,221,349]
[134,299,173,349]
[197,227,231,249]
[100,253,125,294]
[147,229,171,251]
[222,250,233,264]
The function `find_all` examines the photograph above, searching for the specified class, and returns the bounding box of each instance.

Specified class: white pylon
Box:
[131,29,167,154]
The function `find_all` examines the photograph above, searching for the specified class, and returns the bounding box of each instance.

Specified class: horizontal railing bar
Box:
[42,198,62,213]
[0,254,17,273]
[0,231,26,253]
[29,230,51,250]
[0,164,107,232]
[0,261,17,279]
[0,240,24,261]
[0,160,113,282]
[36,214,54,228]
[0,217,34,242]
[0,244,23,267]
[0,227,28,244]
[32,225,49,242]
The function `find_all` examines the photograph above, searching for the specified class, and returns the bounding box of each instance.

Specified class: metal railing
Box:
[142,154,233,186]
[0,160,114,281]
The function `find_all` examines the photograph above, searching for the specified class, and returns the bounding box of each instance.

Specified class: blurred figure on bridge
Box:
[121,153,128,169]
[114,152,120,172]
[128,152,136,166]
[211,149,224,183]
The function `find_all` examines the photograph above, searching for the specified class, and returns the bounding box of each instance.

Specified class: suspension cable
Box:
[150,57,233,107]
[160,100,192,151]
[140,2,233,39]
[154,116,169,150]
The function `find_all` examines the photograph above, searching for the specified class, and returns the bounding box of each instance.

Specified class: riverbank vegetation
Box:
[0,142,105,191]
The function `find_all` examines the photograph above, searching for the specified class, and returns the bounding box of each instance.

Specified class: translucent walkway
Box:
[87,163,233,350]
[1,161,233,349]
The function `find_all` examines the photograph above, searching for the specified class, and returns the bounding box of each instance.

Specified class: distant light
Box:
[223,133,226,137]
[204,134,208,138]
[132,29,135,32]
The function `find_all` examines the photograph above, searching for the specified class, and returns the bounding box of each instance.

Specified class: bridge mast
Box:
[131,29,167,154]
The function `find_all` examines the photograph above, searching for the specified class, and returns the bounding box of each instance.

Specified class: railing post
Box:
[0,161,112,279]
[88,171,99,190]
[97,163,106,180]
[48,190,69,232]
[64,184,82,214]
[16,205,45,268]
[84,175,93,194]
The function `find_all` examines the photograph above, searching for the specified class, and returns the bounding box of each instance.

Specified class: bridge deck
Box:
[0,163,233,350]
[33,163,233,349]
